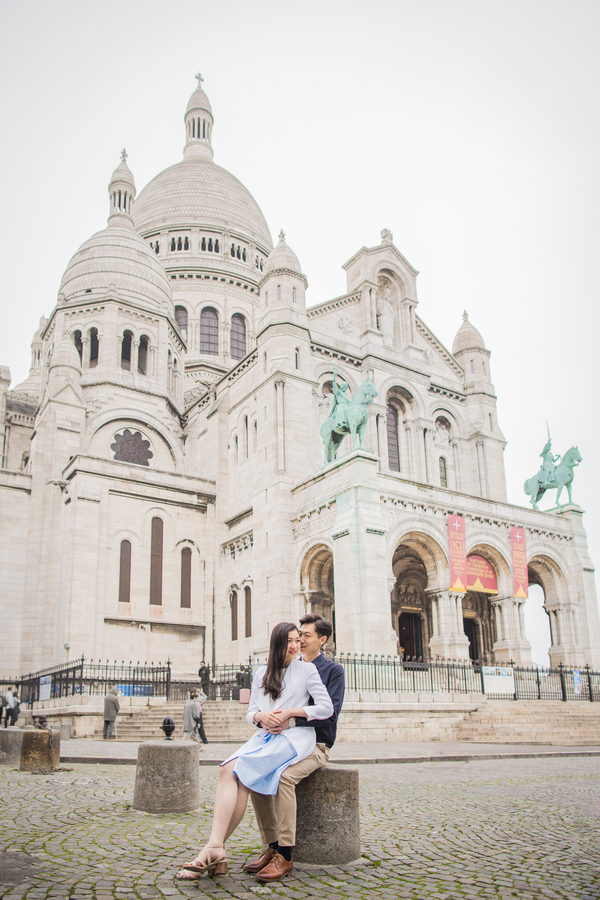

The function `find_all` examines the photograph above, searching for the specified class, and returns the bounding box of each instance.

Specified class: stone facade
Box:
[1,80,599,678]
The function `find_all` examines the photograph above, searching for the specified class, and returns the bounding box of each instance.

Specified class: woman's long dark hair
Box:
[261,622,298,701]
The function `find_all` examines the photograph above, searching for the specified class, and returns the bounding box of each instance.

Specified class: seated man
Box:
[245,613,345,882]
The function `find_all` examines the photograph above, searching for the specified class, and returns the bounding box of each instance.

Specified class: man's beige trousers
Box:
[250,743,329,846]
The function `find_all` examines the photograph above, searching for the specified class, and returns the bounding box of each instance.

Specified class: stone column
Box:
[452,441,461,491]
[492,597,532,663]
[428,590,468,658]
[275,379,285,473]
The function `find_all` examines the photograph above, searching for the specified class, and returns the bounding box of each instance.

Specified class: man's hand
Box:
[263,718,290,734]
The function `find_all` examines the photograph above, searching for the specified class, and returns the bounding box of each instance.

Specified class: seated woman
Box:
[176,622,334,880]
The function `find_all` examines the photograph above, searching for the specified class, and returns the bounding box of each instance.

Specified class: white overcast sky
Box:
[2,0,598,665]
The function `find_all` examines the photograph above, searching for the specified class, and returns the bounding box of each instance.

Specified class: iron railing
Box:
[18,658,171,707]
[331,654,600,702]
[11,654,600,707]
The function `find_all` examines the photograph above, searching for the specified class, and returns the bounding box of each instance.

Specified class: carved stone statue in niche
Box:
[376,288,394,346]
[433,419,450,450]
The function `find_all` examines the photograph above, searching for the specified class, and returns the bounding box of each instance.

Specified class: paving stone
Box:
[1,757,600,899]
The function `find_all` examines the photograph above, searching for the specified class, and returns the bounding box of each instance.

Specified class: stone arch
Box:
[389,527,449,658]
[463,540,511,662]
[85,408,184,468]
[299,541,336,647]
[527,550,573,663]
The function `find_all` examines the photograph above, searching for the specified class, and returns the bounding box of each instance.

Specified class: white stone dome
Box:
[133,159,272,250]
[186,86,212,116]
[452,311,486,355]
[58,225,173,310]
[264,230,302,275]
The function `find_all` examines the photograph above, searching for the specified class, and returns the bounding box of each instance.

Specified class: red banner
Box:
[467,555,498,594]
[510,526,529,599]
[448,514,467,593]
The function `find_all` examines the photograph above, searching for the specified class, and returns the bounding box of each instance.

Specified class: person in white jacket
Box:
[176,622,333,883]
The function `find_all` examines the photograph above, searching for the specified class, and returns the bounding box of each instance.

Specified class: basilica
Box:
[1,78,598,679]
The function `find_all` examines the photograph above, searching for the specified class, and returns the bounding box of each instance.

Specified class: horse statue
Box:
[524,445,582,509]
[320,369,378,464]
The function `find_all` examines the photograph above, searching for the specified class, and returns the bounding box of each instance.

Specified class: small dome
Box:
[49,337,82,375]
[58,225,173,311]
[264,230,302,275]
[452,311,486,355]
[110,152,135,190]
[186,86,212,117]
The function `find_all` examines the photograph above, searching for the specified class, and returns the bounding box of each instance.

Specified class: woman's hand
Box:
[254,710,284,729]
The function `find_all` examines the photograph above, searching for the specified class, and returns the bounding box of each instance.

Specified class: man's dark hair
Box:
[299,613,333,641]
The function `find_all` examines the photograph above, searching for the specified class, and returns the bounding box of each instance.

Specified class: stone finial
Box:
[120,148,128,163]
[462,310,469,323]
[381,228,393,244]
[278,229,286,242]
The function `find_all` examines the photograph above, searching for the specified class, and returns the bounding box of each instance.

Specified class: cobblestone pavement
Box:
[1,756,599,900]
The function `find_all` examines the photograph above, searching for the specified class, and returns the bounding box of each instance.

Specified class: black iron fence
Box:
[18,658,171,707]
[10,654,600,708]
[332,654,600,702]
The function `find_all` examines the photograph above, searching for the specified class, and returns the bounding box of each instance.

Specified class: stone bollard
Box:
[20,729,61,773]
[133,741,200,814]
[295,766,360,865]
[0,728,27,766]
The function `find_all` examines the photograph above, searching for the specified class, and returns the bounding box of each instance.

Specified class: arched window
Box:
[121,330,133,370]
[150,517,163,605]
[200,307,219,355]
[294,348,299,370]
[245,586,252,637]
[292,287,296,303]
[138,336,148,375]
[231,243,235,257]
[208,238,213,252]
[202,237,207,251]
[183,236,189,250]
[387,404,400,472]
[175,305,188,338]
[181,547,192,608]
[119,540,131,603]
[254,420,258,453]
[277,285,282,302]
[244,416,249,458]
[89,329,99,367]
[73,330,83,364]
[154,240,159,254]
[439,456,448,488]
[177,237,182,251]
[230,314,246,360]
[470,360,474,374]
[234,435,239,465]
[170,238,176,251]
[231,590,238,641]
[215,239,220,253]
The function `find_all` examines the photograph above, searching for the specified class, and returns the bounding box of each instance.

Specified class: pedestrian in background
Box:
[195,691,208,744]
[2,686,14,728]
[198,661,211,697]
[103,686,120,739]
[182,690,202,742]
[9,691,20,727]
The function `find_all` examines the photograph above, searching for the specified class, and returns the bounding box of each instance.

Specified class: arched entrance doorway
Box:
[391,544,432,659]
[300,544,335,648]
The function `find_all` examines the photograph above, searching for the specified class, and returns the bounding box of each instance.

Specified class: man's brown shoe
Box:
[255,853,293,882]
[243,847,278,874]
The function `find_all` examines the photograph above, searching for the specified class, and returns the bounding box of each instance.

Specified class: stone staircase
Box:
[93,701,253,743]
[450,700,600,745]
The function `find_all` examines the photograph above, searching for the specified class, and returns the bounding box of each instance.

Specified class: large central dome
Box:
[133,158,272,249]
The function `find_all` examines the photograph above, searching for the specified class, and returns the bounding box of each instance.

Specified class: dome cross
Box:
[195,72,204,88]
[121,148,128,163]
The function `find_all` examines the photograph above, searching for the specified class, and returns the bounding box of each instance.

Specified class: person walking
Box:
[196,691,208,744]
[175,622,333,883]
[182,690,206,743]
[8,691,21,727]
[3,686,14,728]
[103,686,120,739]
